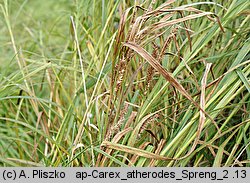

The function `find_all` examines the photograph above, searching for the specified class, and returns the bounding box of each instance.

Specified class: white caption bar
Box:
[0,168,249,183]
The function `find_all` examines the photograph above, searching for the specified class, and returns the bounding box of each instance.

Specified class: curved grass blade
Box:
[123,42,201,111]
[102,141,173,160]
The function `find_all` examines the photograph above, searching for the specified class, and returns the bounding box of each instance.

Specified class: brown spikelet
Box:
[104,124,113,142]
[145,42,159,94]
[138,113,159,138]
[113,102,129,133]
[112,62,119,87]
[145,66,154,95]
[104,102,129,141]
[115,56,127,94]
[112,4,138,96]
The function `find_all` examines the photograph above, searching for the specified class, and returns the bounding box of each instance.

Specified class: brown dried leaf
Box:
[114,7,133,58]
[123,42,199,108]
[102,141,173,160]
[149,139,166,167]
[129,142,152,166]
[100,127,133,166]
[152,12,213,32]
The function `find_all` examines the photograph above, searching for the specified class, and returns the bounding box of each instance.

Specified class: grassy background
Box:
[0,0,249,167]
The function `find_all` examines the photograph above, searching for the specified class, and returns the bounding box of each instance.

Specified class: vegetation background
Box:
[0,0,249,167]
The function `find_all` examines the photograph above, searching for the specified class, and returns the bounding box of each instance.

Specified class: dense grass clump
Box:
[0,0,249,167]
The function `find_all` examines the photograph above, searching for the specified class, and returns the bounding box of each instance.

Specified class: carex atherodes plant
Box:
[0,0,249,167]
